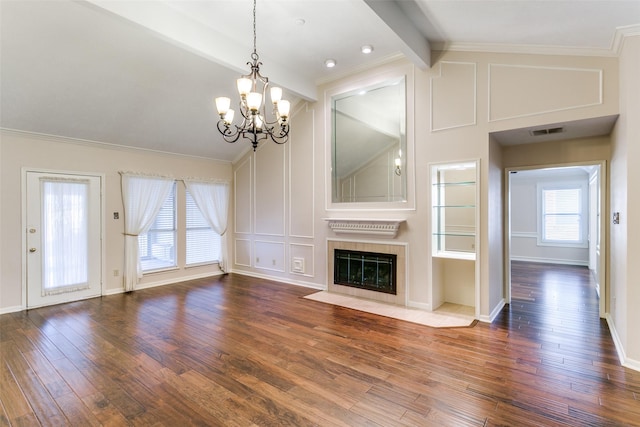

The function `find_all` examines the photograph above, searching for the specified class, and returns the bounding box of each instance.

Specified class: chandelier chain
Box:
[252,0,257,58]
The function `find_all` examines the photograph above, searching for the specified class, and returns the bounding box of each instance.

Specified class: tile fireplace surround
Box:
[327,240,406,306]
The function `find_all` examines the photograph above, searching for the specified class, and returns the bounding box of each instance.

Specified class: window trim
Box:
[536,181,588,248]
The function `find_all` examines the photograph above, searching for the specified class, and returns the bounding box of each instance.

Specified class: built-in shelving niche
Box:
[430,160,479,318]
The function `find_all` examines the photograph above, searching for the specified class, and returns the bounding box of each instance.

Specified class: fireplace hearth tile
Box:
[303,291,475,328]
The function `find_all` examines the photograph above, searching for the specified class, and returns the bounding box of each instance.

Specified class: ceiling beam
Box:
[363,0,431,69]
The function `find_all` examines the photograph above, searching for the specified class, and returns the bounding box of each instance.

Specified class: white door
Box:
[26,171,102,308]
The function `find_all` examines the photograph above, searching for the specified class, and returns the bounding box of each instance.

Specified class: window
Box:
[540,185,586,246]
[139,183,176,271]
[186,190,221,265]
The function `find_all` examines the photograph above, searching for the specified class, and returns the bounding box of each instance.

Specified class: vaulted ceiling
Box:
[1,1,639,161]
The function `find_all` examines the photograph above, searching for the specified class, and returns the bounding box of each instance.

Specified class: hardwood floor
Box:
[1,263,639,426]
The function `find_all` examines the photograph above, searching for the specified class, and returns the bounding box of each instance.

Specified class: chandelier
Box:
[214,0,290,151]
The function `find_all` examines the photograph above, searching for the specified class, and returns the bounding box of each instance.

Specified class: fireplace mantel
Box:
[324,218,405,238]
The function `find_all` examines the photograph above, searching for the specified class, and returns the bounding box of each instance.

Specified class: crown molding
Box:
[432,42,618,58]
[432,25,640,59]
[612,24,640,55]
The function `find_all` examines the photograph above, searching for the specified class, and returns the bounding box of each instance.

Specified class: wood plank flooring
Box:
[1,262,639,426]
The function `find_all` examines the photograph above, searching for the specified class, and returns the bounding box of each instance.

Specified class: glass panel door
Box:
[26,171,102,308]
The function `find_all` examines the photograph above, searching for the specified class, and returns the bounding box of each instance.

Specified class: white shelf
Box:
[433,251,476,261]
[430,160,479,315]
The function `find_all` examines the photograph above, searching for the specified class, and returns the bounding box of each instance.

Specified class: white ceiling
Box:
[1,0,639,161]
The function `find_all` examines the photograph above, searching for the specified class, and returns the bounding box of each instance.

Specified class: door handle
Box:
[29,248,37,253]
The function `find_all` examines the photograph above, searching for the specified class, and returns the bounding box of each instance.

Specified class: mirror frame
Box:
[325,61,415,211]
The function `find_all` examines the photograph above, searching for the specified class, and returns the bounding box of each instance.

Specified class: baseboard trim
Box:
[479,298,506,323]
[135,271,225,291]
[606,313,640,373]
[407,301,432,311]
[510,256,588,266]
[0,305,25,315]
[230,269,324,291]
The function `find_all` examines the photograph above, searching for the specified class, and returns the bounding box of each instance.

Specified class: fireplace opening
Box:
[334,249,397,295]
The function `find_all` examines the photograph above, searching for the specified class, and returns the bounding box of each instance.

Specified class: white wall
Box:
[231,50,620,323]
[610,34,640,370]
[488,136,505,318]
[510,168,590,266]
[0,130,232,313]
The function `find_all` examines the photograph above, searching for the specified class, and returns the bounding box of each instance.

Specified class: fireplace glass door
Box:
[334,249,397,294]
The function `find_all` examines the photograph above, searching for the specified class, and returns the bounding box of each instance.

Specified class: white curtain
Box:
[184,179,230,272]
[42,179,89,292]
[121,173,174,291]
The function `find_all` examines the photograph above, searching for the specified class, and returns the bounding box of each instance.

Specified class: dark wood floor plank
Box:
[0,348,33,422]
[1,263,639,426]
[0,402,9,427]
[1,341,68,426]
[54,392,102,427]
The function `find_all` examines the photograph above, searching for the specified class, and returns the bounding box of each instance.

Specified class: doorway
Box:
[25,170,103,308]
[505,161,606,318]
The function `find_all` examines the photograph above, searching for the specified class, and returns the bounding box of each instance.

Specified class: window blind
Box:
[543,188,581,242]
[186,189,220,265]
[139,183,176,271]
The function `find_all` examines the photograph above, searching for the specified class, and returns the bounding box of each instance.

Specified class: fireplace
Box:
[334,249,396,294]
[327,240,406,305]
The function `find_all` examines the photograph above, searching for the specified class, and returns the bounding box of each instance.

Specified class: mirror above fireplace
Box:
[331,77,406,203]
[325,61,415,211]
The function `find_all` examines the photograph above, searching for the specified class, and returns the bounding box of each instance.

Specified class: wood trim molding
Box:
[324,218,405,238]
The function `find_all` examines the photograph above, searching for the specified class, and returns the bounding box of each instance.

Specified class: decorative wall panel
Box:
[234,157,251,234]
[290,106,315,238]
[254,142,285,236]
[489,64,602,121]
[254,240,285,272]
[234,238,251,267]
[431,61,477,131]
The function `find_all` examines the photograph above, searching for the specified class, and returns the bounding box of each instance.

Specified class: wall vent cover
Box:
[530,126,565,136]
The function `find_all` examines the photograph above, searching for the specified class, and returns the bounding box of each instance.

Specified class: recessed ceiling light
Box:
[361,45,373,54]
[325,59,336,68]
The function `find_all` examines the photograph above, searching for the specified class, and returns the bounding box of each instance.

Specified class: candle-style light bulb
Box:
[277,100,290,118]
[237,78,252,97]
[246,92,262,112]
[215,97,230,116]
[224,109,235,125]
[270,87,282,103]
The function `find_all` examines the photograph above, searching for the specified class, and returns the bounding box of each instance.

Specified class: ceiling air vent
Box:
[530,126,565,136]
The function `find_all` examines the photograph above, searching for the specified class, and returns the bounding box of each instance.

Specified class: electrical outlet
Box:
[113,269,119,277]
[256,257,260,263]
[272,259,276,266]
[113,212,119,219]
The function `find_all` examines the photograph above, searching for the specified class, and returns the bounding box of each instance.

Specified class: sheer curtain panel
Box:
[42,179,89,292]
[183,180,230,271]
[121,173,174,291]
